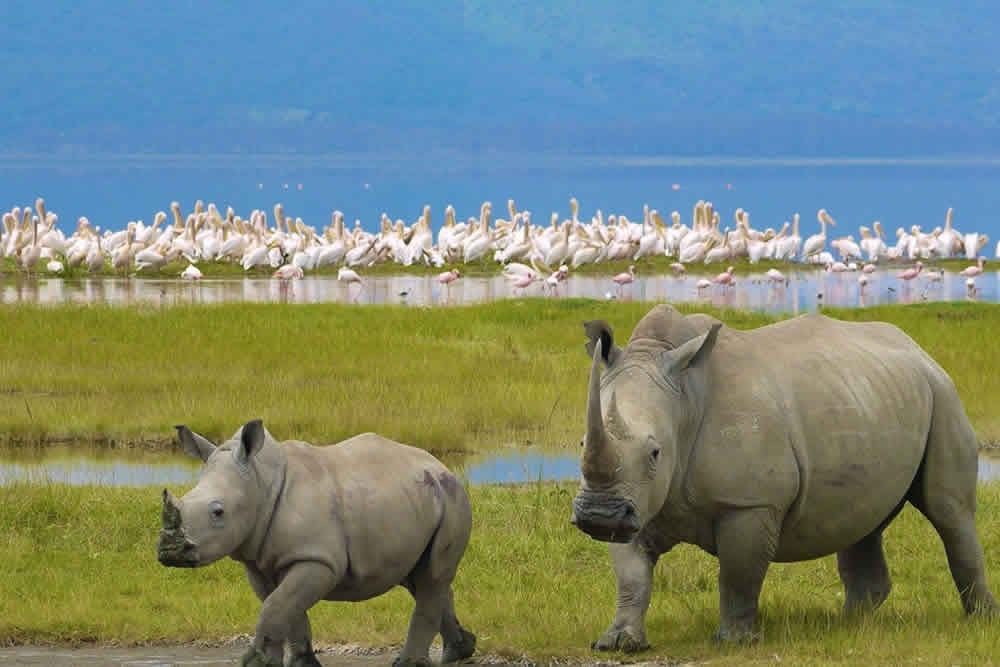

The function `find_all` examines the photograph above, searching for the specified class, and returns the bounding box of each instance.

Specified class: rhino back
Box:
[688,313,939,561]
[261,434,468,600]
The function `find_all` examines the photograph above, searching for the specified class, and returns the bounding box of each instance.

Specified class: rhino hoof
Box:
[239,645,283,667]
[392,657,432,667]
[442,629,477,663]
[289,650,324,667]
[711,627,760,644]
[592,628,649,653]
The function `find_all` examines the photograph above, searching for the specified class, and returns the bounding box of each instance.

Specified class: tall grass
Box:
[1,300,999,451]
[0,481,997,665]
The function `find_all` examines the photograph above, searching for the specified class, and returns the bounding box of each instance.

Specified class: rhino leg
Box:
[713,508,778,643]
[394,583,449,667]
[837,530,893,612]
[912,491,998,615]
[592,540,658,653]
[910,389,999,616]
[397,509,473,666]
[252,561,339,665]
[439,588,476,663]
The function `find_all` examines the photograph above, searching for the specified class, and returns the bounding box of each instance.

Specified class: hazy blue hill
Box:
[4,1,999,155]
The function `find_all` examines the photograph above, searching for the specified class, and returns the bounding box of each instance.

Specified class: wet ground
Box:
[3,267,999,313]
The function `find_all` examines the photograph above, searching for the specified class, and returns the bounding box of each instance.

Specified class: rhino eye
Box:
[212,507,224,518]
[651,448,660,461]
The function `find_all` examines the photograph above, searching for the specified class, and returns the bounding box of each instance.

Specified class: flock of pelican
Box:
[2,198,995,297]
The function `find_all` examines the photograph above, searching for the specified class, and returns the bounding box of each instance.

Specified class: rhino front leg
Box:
[243,561,339,667]
[592,540,659,653]
[713,508,778,643]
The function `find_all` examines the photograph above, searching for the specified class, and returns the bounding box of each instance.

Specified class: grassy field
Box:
[2,300,1000,452]
[0,481,997,665]
[1,300,1000,452]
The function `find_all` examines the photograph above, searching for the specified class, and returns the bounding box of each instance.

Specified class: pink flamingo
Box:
[960,256,986,277]
[896,261,923,284]
[273,264,304,280]
[712,266,735,287]
[862,263,876,273]
[669,262,686,275]
[438,268,460,301]
[765,268,787,286]
[510,274,537,295]
[543,264,569,295]
[438,268,461,285]
[612,265,636,295]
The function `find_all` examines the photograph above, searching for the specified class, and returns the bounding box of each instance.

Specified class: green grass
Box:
[2,300,1000,451]
[0,481,997,665]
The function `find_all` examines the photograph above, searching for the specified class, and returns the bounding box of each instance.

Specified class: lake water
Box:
[4,156,1000,244]
[3,267,998,313]
[1,448,997,487]
[0,448,581,487]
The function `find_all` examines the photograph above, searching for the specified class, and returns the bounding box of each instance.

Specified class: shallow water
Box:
[1,448,997,486]
[3,267,998,313]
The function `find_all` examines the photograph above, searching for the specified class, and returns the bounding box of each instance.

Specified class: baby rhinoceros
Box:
[157,419,476,667]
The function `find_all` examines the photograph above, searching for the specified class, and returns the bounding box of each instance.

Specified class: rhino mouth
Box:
[571,491,641,543]
[157,529,201,567]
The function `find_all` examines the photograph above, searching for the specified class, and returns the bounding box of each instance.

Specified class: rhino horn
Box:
[582,340,616,484]
[161,489,183,530]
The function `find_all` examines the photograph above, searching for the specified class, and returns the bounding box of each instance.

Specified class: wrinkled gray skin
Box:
[157,419,475,667]
[572,304,997,652]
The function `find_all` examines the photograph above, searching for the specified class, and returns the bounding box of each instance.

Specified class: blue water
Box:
[2,450,998,486]
[3,156,1000,243]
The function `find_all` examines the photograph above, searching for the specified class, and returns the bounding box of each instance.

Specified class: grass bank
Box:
[0,481,997,665]
[2,300,1000,451]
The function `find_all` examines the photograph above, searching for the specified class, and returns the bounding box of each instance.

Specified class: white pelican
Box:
[802,209,835,260]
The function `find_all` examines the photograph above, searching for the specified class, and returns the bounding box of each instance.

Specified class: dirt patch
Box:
[0,641,685,666]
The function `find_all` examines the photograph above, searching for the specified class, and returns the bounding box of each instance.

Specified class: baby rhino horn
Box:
[161,489,182,530]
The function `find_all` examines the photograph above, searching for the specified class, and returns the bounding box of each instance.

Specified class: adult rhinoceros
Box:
[571,304,997,651]
[157,419,476,667]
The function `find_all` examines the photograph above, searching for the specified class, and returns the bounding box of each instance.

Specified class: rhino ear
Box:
[663,323,722,377]
[175,425,216,462]
[234,419,267,466]
[584,320,622,368]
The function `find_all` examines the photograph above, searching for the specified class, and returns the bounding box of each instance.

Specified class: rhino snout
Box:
[157,528,201,567]
[158,490,201,566]
[571,490,641,543]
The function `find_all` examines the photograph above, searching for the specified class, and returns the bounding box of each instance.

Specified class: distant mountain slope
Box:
[3,1,999,154]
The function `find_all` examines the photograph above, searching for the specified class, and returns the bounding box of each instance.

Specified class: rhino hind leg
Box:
[440,588,477,663]
[837,530,893,613]
[910,388,999,616]
[397,501,474,666]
